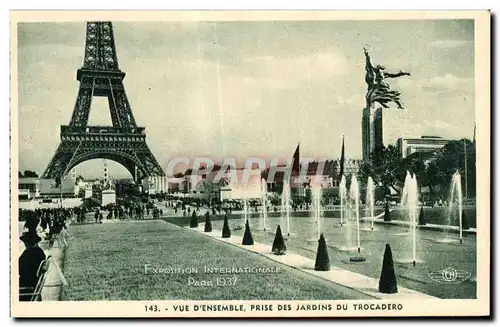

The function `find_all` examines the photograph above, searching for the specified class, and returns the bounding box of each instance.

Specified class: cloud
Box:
[431,40,472,49]
[421,73,473,92]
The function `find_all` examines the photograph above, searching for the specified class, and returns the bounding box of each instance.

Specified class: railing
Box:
[61,125,145,135]
[19,255,51,302]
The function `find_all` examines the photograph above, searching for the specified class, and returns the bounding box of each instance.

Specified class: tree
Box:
[359,139,476,201]
[189,211,198,228]
[359,145,405,197]
[314,234,330,271]
[434,139,476,198]
[22,170,38,178]
[221,215,231,238]
[218,176,230,188]
[242,220,254,245]
[77,188,86,198]
[304,188,312,204]
[272,225,287,255]
[413,139,476,199]
[378,243,398,294]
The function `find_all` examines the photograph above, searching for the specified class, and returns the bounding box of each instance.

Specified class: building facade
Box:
[396,136,451,158]
[18,177,40,200]
[362,105,383,162]
[141,176,169,194]
[38,177,77,198]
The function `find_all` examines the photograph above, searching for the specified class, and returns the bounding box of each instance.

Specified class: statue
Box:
[364,45,410,109]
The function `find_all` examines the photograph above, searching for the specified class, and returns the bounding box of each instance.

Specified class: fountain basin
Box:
[434,238,463,244]
[359,227,378,232]
[337,246,364,253]
[349,256,367,263]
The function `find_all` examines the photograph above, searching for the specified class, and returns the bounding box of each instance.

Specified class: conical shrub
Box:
[378,243,398,294]
[461,209,470,230]
[241,219,254,245]
[418,206,426,226]
[272,225,287,255]
[222,215,231,238]
[314,233,330,271]
[204,211,212,232]
[189,210,198,228]
[384,201,391,222]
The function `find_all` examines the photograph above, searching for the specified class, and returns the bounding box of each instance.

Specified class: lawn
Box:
[61,220,367,300]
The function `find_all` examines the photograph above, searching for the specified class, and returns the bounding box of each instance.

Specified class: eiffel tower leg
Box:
[42,141,82,180]
[137,143,165,177]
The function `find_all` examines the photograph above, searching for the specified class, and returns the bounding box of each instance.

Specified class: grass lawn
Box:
[61,220,367,301]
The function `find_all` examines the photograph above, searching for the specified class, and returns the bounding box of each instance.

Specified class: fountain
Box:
[447,171,464,244]
[339,175,346,227]
[366,176,375,231]
[280,180,292,237]
[340,176,356,252]
[243,185,249,224]
[408,173,418,266]
[311,183,322,241]
[344,175,365,262]
[338,175,365,261]
[392,171,413,237]
[260,178,268,231]
[350,175,361,253]
[400,171,419,266]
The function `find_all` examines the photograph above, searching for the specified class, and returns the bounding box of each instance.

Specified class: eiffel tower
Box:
[42,22,165,182]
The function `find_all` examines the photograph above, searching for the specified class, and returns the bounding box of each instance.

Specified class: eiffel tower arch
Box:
[42,22,165,182]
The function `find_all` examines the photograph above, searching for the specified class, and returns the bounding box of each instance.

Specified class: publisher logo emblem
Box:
[428,267,471,284]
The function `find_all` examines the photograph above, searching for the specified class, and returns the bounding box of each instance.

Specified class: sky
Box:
[17,19,475,178]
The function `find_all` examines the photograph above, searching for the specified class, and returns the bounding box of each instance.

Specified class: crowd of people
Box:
[18,207,72,301]
[20,208,71,243]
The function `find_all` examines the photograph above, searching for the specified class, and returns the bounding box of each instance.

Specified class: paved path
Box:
[41,241,66,301]
[184,225,436,300]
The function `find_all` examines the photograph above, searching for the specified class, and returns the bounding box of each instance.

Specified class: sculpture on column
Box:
[364,45,410,109]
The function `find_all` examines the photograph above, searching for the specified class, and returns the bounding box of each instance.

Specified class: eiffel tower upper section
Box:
[68,21,138,129]
[41,22,164,180]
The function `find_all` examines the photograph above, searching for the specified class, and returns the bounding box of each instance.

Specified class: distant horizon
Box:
[19,132,475,180]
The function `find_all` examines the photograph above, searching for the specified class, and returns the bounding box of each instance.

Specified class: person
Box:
[19,231,47,301]
[24,212,39,234]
